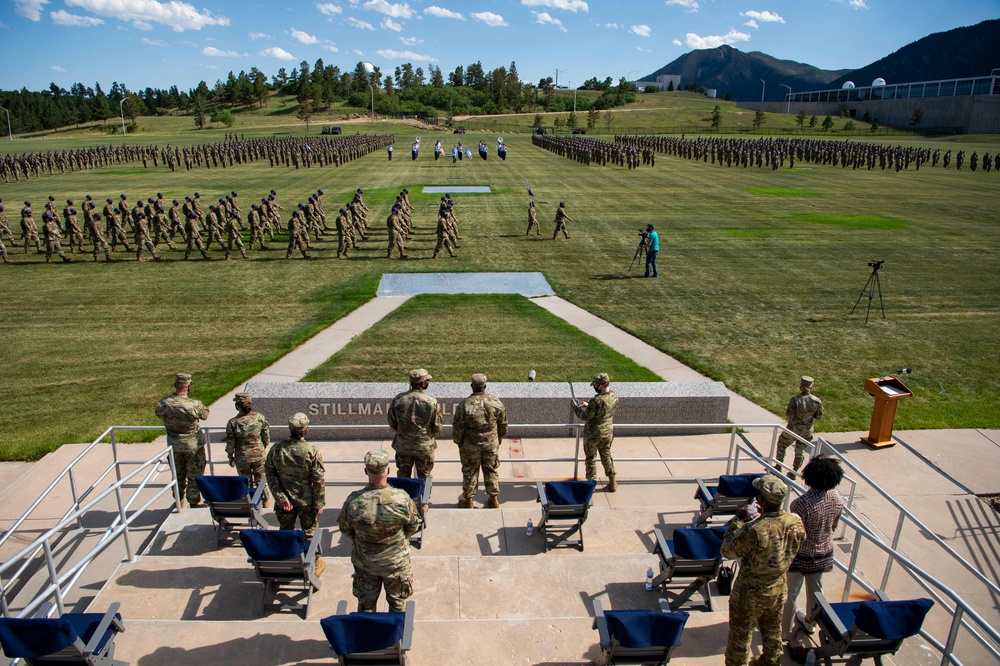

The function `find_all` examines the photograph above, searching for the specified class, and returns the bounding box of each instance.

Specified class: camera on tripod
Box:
[637,229,649,239]
[867,260,884,270]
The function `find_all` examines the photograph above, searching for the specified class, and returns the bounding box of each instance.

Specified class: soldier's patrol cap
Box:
[173,199,179,204]
[234,392,252,403]
[186,196,192,201]
[261,197,268,203]
[121,194,127,199]
[148,197,155,202]
[188,212,198,218]
[471,373,488,386]
[232,190,238,196]
[317,189,323,195]
[94,213,102,219]
[48,195,55,201]
[800,376,815,388]
[157,206,164,212]
[364,449,390,475]
[137,212,145,218]
[219,198,225,203]
[339,207,346,213]
[270,189,276,195]
[0,205,4,211]
[357,188,363,193]
[24,200,31,206]
[70,207,76,213]
[590,373,610,386]
[86,195,92,200]
[347,202,353,207]
[66,199,73,204]
[288,412,310,432]
[194,192,200,197]
[175,372,193,385]
[292,210,301,216]
[409,368,432,383]
[752,474,788,503]
[231,210,239,217]
[403,188,408,194]
[157,193,163,198]
[559,201,566,207]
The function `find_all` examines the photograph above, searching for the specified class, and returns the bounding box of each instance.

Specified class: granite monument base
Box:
[246,381,730,440]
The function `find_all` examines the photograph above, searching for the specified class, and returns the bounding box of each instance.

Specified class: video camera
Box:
[637,229,649,239]
[867,260,885,270]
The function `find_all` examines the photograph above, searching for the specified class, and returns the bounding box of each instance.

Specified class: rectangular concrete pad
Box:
[377,271,554,297]
[422,186,492,193]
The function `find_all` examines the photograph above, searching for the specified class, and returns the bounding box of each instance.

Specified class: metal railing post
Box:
[41,541,64,614]
[942,607,964,666]
[727,430,738,475]
[573,425,581,480]
[114,485,134,563]
[842,529,864,602]
[110,427,122,483]
[167,448,182,511]
[0,572,9,617]
[68,468,84,531]
[882,512,907,589]
[204,427,216,475]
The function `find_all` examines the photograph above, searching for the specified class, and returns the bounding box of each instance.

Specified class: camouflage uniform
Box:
[552,202,572,239]
[722,476,805,666]
[453,375,508,505]
[573,373,619,482]
[264,414,325,538]
[775,377,825,473]
[225,393,271,506]
[338,450,421,612]
[526,201,539,235]
[155,373,210,505]
[388,369,442,478]
[431,212,457,259]
[42,215,71,263]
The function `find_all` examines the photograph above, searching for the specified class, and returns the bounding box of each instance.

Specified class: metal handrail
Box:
[730,439,1000,666]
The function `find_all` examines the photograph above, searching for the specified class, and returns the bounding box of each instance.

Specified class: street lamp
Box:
[760,79,766,103]
[781,84,792,114]
[361,61,375,123]
[556,67,567,88]
[119,97,127,135]
[0,106,11,141]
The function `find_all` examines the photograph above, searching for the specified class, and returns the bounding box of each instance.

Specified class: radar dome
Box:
[842,81,855,89]
[872,78,886,87]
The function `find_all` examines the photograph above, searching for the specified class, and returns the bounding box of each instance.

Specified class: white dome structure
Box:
[872,77,886,86]
[842,81,856,89]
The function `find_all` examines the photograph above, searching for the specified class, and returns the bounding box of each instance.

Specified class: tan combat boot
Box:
[487,495,500,508]
[607,475,618,492]
[457,497,473,509]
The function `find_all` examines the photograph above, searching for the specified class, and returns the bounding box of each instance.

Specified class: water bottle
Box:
[805,649,816,665]
[526,519,533,536]
[645,567,654,591]
[747,502,759,519]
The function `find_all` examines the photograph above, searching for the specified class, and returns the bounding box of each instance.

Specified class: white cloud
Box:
[64,0,229,32]
[602,22,620,28]
[363,0,414,19]
[424,6,463,20]
[203,46,245,57]
[400,36,422,45]
[472,11,507,27]
[324,43,339,52]
[382,17,403,31]
[51,65,66,72]
[533,11,566,32]
[197,63,218,70]
[521,0,587,12]
[630,24,651,37]
[260,46,295,60]
[14,0,48,21]
[744,19,758,29]
[375,48,437,61]
[741,10,784,23]
[141,37,165,45]
[847,0,868,7]
[316,2,342,15]
[248,32,269,40]
[132,20,151,30]
[686,28,750,49]
[352,48,364,55]
[346,16,375,30]
[665,0,698,11]
[672,38,682,46]
[51,9,104,26]
[291,28,318,44]
[636,47,652,53]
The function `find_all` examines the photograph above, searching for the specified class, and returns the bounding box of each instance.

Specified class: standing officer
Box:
[525,200,540,235]
[453,374,508,508]
[644,223,659,278]
[722,475,805,666]
[388,369,442,479]
[552,201,572,239]
[338,450,421,612]
[775,376,825,477]
[155,373,210,508]
[572,373,620,491]
[225,392,271,508]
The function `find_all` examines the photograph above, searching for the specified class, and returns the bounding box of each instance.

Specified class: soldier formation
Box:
[532,133,652,168]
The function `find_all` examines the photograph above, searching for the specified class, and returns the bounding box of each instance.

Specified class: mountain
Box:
[640,45,849,102]
[827,19,1000,89]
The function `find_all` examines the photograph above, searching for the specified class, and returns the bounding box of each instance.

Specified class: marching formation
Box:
[531,133,653,167]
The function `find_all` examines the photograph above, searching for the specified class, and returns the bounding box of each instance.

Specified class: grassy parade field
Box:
[1,105,998,460]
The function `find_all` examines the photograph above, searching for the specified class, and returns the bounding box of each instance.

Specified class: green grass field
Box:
[1,103,999,460]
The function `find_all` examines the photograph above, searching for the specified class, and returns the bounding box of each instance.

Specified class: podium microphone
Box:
[527,370,536,382]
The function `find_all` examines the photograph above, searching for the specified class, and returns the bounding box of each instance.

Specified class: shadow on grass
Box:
[592,273,641,280]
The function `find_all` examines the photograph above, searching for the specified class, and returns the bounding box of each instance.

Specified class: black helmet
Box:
[66,199,73,204]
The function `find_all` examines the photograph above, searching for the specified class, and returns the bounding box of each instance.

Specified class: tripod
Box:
[851,262,887,323]
[628,233,647,272]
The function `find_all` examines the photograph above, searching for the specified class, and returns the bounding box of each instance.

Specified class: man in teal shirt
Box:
[644,224,659,278]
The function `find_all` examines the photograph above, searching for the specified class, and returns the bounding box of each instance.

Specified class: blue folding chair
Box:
[240,528,324,618]
[651,526,726,611]
[0,603,125,665]
[692,473,764,526]
[195,475,269,547]
[592,599,689,665]
[808,590,934,665]
[387,476,432,549]
[535,480,597,552]
[320,600,415,665]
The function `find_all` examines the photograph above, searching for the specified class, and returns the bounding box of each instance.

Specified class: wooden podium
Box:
[861,376,912,448]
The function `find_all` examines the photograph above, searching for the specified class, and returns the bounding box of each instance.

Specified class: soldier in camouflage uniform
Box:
[775,376,825,476]
[722,475,805,666]
[573,373,620,491]
[265,413,325,544]
[526,200,540,235]
[338,449,421,612]
[225,392,271,508]
[155,373,210,507]
[388,369,442,479]
[453,374,507,508]
[552,201,572,239]
[42,214,71,263]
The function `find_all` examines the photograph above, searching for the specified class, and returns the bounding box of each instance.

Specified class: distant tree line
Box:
[0,59,639,134]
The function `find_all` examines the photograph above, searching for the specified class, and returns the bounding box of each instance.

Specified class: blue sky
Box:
[1,0,997,92]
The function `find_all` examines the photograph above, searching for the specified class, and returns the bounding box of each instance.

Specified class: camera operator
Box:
[644,224,659,278]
